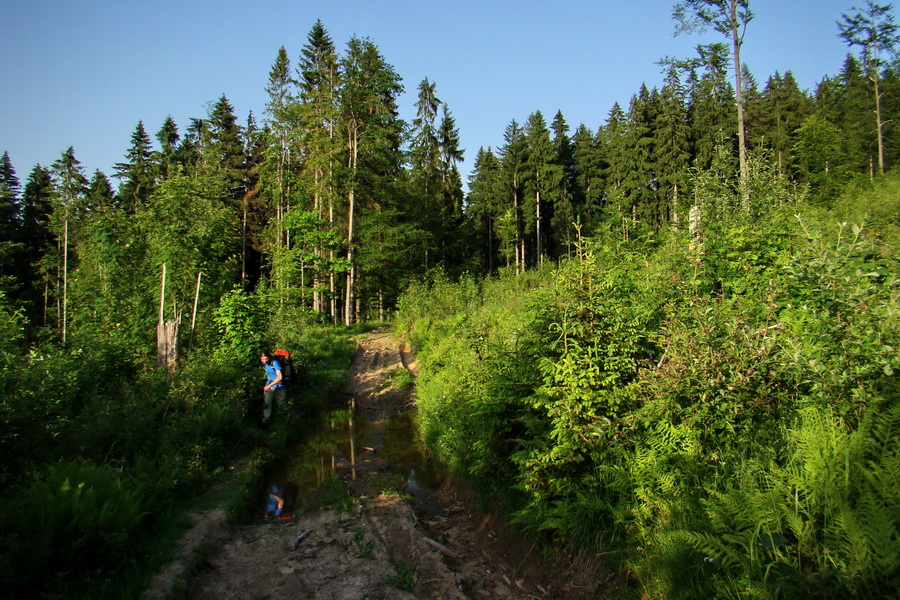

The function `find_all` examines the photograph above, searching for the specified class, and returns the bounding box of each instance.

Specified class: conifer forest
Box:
[2,2,900,597]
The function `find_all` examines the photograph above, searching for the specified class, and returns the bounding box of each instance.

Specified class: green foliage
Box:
[0,291,24,383]
[213,285,264,362]
[0,461,145,597]
[388,366,413,390]
[353,528,376,558]
[667,407,900,599]
[399,173,900,598]
[388,559,419,591]
[0,306,361,597]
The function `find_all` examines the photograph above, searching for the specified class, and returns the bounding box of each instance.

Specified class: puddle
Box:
[261,402,439,519]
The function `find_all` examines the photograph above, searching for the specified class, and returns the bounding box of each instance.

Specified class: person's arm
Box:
[265,362,283,390]
[271,493,284,516]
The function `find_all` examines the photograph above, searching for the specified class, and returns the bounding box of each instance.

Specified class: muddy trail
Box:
[144,329,620,600]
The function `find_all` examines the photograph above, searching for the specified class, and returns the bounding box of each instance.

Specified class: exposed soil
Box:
[143,329,623,600]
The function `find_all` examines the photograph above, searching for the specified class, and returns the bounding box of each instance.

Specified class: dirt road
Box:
[144,330,615,599]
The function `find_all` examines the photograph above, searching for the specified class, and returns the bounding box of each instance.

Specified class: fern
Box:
[671,407,900,598]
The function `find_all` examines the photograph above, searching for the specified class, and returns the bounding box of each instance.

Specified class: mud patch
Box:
[144,328,623,600]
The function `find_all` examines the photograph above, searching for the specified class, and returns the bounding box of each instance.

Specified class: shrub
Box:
[0,461,146,597]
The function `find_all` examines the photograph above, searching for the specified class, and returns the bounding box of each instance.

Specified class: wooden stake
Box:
[190,271,201,351]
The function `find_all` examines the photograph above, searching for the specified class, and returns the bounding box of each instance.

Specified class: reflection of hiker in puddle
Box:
[264,483,297,520]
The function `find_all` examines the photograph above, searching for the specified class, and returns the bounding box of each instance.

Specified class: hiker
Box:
[260,350,288,424]
[267,485,285,518]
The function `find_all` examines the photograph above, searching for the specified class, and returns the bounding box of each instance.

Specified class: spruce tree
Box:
[655,67,692,224]
[759,71,812,176]
[297,23,342,315]
[689,43,737,173]
[337,36,403,324]
[599,103,629,197]
[498,120,527,271]
[114,121,156,212]
[838,1,900,174]
[551,111,578,256]
[674,0,753,208]
[155,116,180,180]
[18,165,53,329]
[817,56,875,174]
[621,85,659,232]
[261,45,297,301]
[437,104,465,269]
[466,147,504,271]
[240,111,265,288]
[0,152,21,241]
[522,110,560,264]
[50,147,89,343]
[408,77,443,269]
[571,124,604,230]
[205,95,247,200]
[0,152,22,296]
[86,170,116,212]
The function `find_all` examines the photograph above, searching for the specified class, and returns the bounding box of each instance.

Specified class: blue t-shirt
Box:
[265,359,285,389]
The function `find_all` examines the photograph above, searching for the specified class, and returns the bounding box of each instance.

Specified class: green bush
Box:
[397,176,900,598]
[0,461,146,597]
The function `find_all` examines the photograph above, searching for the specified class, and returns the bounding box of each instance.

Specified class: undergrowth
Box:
[0,298,359,599]
[395,174,900,598]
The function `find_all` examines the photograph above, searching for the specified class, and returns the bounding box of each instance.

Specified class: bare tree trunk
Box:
[62,217,68,345]
[189,271,201,351]
[156,263,180,369]
[535,189,542,266]
[873,70,886,175]
[730,0,749,211]
[345,128,358,326]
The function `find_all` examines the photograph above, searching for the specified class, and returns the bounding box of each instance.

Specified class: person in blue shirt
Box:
[267,485,285,518]
[260,350,287,424]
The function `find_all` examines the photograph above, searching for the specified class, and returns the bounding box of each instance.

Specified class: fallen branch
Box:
[292,529,313,549]
[424,537,458,558]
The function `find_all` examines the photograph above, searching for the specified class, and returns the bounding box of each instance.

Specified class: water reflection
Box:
[263,402,438,514]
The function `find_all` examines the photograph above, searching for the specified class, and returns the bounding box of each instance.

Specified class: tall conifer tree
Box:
[297,23,342,315]
[655,67,692,224]
[50,147,88,343]
[437,104,465,268]
[114,121,156,212]
[0,153,22,296]
[838,1,900,174]
[466,147,503,271]
[156,116,180,180]
[571,124,604,230]
[498,120,526,271]
[523,110,559,264]
[19,165,53,327]
[551,111,578,256]
[674,0,753,208]
[337,36,403,324]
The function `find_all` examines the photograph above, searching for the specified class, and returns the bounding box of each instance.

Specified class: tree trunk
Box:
[873,69,886,175]
[345,126,358,326]
[62,216,68,345]
[730,0,749,211]
[156,263,180,369]
[535,189,542,266]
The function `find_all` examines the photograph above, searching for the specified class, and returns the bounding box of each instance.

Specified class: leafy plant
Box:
[0,461,146,596]
[353,529,375,558]
[389,559,419,591]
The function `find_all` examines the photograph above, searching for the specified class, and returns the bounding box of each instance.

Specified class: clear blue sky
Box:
[0,0,879,188]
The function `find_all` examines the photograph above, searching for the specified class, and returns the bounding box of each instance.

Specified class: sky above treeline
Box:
[0,0,886,187]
